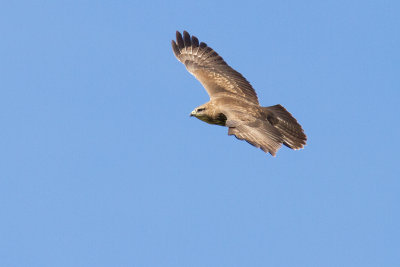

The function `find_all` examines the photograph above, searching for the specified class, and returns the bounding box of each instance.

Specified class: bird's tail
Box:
[262,104,307,150]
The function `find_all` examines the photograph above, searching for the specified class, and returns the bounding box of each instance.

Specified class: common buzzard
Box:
[172,31,307,156]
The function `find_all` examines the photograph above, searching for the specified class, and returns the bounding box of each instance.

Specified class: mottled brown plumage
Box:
[172,31,307,156]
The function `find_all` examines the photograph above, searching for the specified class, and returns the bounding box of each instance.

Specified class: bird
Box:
[171,31,307,156]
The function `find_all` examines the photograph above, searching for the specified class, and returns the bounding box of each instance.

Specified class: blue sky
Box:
[1,1,399,266]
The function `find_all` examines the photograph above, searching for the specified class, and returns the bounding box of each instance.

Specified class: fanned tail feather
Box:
[262,105,307,150]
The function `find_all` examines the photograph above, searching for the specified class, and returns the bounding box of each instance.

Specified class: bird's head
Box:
[190,106,207,118]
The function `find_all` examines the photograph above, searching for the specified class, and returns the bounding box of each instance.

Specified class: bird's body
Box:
[192,98,261,126]
[172,31,307,156]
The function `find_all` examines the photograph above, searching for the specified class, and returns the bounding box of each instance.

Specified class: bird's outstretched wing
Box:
[225,115,282,156]
[172,31,259,105]
[225,105,307,156]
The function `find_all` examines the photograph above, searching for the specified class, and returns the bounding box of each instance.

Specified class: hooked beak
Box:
[189,110,195,117]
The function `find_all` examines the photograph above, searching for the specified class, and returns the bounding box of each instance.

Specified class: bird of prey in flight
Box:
[171,31,307,156]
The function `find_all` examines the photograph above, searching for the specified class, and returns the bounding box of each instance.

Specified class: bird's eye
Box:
[197,108,205,112]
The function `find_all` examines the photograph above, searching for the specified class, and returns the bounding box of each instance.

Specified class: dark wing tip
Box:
[175,31,206,50]
[191,35,199,47]
[183,30,191,47]
[199,41,207,48]
[171,40,180,57]
[176,31,184,49]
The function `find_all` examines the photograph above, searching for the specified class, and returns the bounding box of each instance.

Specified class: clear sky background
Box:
[1,1,399,266]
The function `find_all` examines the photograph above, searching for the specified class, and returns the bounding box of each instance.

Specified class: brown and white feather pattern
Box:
[227,119,283,156]
[172,31,259,105]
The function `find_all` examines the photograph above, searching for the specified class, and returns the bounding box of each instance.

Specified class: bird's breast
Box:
[196,112,227,126]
